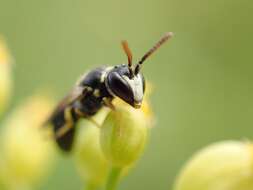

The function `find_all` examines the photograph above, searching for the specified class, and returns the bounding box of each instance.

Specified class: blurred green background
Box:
[0,0,252,189]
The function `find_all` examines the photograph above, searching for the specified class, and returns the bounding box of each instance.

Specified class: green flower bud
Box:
[174,141,253,190]
[0,37,12,116]
[74,109,109,189]
[100,99,149,167]
[0,95,56,189]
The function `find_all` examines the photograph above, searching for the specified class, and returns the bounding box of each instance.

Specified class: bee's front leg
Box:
[102,97,115,110]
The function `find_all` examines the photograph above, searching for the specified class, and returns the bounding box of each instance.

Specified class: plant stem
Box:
[105,167,122,190]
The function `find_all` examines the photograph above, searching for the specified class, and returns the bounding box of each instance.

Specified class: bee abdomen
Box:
[51,107,79,151]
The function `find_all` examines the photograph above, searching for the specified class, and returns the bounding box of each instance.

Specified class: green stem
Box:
[105,167,122,190]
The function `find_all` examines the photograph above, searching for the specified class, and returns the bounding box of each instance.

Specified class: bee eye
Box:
[107,72,133,104]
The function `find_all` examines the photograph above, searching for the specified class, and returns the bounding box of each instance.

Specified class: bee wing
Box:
[45,86,89,125]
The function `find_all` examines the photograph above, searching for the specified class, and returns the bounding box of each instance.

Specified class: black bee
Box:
[46,32,173,151]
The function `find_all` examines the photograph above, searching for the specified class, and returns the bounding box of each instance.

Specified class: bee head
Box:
[106,65,145,108]
[106,32,173,108]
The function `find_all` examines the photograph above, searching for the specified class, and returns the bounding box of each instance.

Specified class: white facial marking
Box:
[123,74,143,103]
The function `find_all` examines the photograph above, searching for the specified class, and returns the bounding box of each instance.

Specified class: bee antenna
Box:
[135,32,174,75]
[121,40,134,78]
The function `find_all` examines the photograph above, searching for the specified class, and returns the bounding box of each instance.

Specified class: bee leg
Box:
[102,97,115,110]
[74,108,101,128]
[87,117,101,128]
[55,107,74,139]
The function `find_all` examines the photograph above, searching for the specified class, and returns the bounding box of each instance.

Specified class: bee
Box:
[46,32,173,151]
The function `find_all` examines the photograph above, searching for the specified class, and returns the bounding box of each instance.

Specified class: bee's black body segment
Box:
[80,67,106,87]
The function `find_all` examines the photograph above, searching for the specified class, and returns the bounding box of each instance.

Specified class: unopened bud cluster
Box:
[174,141,253,190]
[0,95,56,189]
[100,100,148,167]
[74,109,110,189]
[74,97,154,189]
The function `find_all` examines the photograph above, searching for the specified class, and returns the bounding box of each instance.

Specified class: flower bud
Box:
[74,108,109,188]
[0,95,56,189]
[0,37,12,116]
[100,99,149,167]
[174,141,253,190]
